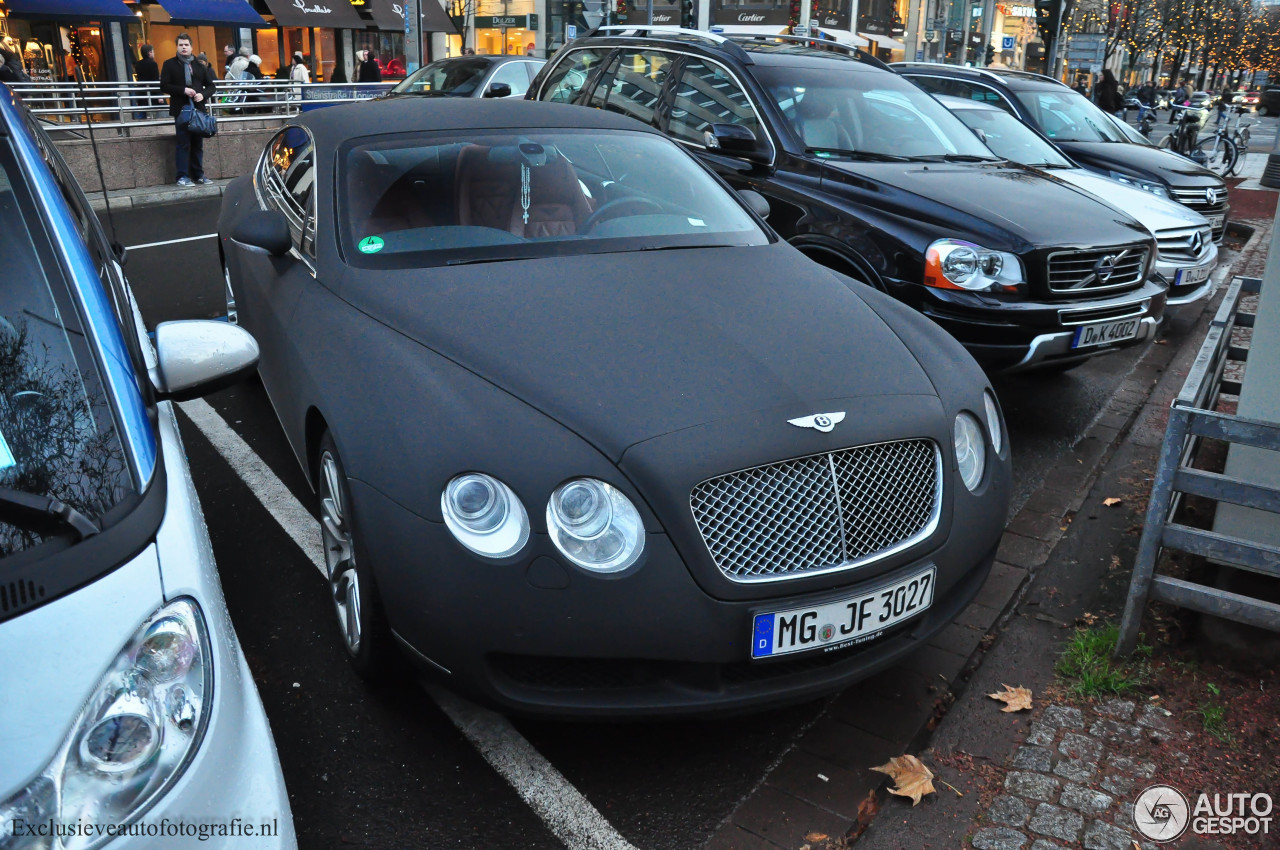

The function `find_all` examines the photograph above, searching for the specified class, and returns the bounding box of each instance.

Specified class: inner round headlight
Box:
[983,391,1003,456]
[954,413,986,492]
[442,473,529,559]
[547,479,645,573]
[941,246,979,283]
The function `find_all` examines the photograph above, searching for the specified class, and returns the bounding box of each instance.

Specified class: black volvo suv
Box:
[892,64,1231,242]
[529,29,1165,372]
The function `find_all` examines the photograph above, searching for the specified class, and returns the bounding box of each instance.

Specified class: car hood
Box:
[337,243,938,461]
[1056,141,1222,186]
[0,546,162,794]
[819,160,1150,250]
[1051,168,1210,232]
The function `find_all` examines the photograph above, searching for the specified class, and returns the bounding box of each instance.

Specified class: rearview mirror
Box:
[703,124,771,164]
[231,209,293,257]
[738,189,770,220]
[150,320,260,402]
[973,127,988,143]
[484,82,513,98]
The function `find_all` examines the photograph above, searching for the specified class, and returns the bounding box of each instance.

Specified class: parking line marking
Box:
[429,687,641,850]
[176,397,326,577]
[179,398,640,850]
[128,233,218,250]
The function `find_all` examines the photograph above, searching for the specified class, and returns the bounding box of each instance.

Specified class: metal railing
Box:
[8,80,393,134]
[1116,276,1280,654]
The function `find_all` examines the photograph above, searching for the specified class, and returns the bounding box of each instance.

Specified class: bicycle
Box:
[1159,105,1236,176]
[1226,105,1253,174]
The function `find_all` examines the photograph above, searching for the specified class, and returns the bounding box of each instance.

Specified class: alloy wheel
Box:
[320,450,361,655]
[224,264,238,325]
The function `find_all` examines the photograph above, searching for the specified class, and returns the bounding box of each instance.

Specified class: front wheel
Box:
[1193,135,1237,177]
[318,431,395,680]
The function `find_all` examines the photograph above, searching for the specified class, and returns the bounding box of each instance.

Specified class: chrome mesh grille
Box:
[1170,185,1227,214]
[1047,246,1149,294]
[689,440,940,583]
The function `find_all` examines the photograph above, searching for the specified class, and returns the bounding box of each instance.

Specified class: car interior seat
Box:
[456,144,591,238]
[794,89,853,150]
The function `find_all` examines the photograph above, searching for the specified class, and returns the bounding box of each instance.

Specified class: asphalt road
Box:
[103,196,1235,849]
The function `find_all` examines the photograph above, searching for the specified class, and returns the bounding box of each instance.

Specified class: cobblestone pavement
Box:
[971,699,1176,850]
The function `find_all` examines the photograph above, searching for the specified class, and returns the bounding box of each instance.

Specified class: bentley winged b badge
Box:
[788,412,846,433]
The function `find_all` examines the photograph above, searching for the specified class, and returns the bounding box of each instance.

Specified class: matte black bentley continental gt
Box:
[219,99,1011,716]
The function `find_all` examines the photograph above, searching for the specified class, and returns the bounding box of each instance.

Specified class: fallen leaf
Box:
[804,833,828,842]
[988,684,1033,712]
[1103,497,1122,507]
[846,790,880,842]
[870,754,936,805]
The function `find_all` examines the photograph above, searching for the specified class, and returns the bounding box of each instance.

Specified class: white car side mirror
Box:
[150,320,259,402]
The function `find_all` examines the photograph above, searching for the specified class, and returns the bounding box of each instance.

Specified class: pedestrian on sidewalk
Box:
[1095,69,1124,116]
[160,33,216,187]
[223,44,236,75]
[133,43,159,119]
[290,52,310,85]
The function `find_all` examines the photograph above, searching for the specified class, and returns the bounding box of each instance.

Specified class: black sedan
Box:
[218,99,1011,716]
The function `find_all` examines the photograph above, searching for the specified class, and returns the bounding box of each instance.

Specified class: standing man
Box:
[223,44,236,74]
[160,33,216,187]
[357,49,382,82]
[133,43,159,119]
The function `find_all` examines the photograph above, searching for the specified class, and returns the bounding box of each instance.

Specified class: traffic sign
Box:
[793,25,808,35]
[1002,35,1015,50]
[566,23,577,39]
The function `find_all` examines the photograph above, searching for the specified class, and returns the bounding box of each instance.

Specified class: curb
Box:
[87,179,233,212]
[703,228,1268,850]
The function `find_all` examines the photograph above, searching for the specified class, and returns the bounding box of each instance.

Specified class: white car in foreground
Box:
[941,96,1218,306]
[0,88,296,848]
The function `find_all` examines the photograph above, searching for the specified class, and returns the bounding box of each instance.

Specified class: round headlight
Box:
[941,246,979,283]
[983,391,1003,456]
[954,413,986,491]
[442,473,529,559]
[547,479,645,573]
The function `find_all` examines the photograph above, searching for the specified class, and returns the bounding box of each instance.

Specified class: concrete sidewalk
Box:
[86,177,235,212]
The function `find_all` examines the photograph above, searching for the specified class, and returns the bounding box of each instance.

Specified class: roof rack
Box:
[587,25,751,61]
[723,33,890,70]
[889,61,1069,88]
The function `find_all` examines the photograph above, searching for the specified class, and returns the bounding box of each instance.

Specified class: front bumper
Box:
[891,279,1168,372]
[1154,246,1218,306]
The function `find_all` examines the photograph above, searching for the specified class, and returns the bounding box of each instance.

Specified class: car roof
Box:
[566,28,891,72]
[891,62,1069,90]
[294,98,657,149]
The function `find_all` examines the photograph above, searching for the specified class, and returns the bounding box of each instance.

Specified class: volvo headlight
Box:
[983,390,1003,456]
[1107,171,1170,198]
[442,473,530,559]
[547,478,645,573]
[0,599,210,850]
[954,413,987,491]
[924,239,1025,292]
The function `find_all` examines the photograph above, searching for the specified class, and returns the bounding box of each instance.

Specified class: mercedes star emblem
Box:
[788,412,847,433]
[1189,231,1204,256]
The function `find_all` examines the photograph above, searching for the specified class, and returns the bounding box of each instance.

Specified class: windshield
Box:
[0,159,135,556]
[1013,87,1128,143]
[391,58,490,96]
[754,67,996,161]
[342,129,767,267]
[950,107,1073,168]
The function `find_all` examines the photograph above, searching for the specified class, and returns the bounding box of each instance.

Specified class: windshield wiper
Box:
[638,243,748,251]
[805,148,911,162]
[0,488,99,541]
[907,154,1004,163]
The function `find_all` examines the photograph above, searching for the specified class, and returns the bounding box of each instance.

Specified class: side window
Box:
[259,126,316,258]
[668,59,762,148]
[538,49,611,104]
[600,50,673,127]
[487,62,532,98]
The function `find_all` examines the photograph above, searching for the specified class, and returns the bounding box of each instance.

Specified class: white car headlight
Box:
[925,239,1025,292]
[954,412,987,491]
[983,390,1003,456]
[547,478,645,573]
[1107,171,1170,198]
[0,599,210,850]
[442,473,530,559]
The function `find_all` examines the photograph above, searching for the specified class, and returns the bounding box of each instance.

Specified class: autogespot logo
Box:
[1134,785,1190,842]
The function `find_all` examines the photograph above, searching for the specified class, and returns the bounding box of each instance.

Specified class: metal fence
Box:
[9,80,393,134]
[1116,276,1280,655]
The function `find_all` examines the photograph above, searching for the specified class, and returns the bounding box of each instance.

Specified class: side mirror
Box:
[973,127,988,144]
[150,320,260,402]
[484,82,513,98]
[111,241,128,265]
[703,123,771,164]
[231,209,293,257]
[738,189,770,220]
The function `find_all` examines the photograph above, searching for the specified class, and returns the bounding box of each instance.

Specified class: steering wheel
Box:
[582,196,665,232]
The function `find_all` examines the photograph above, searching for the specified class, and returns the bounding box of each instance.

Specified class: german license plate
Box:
[1072,317,1140,349]
[1206,214,1225,231]
[1175,264,1212,288]
[750,567,935,659]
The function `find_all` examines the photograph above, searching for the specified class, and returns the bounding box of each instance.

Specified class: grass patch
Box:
[1056,624,1151,697]
[1196,683,1234,743]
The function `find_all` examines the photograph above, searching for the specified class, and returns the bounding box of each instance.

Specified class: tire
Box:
[1193,135,1237,177]
[317,431,395,680]
[1260,105,1270,117]
[1156,134,1174,150]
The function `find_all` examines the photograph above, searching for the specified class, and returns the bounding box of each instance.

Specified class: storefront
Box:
[857,0,905,60]
[544,0,606,57]
[710,0,791,32]
[357,0,416,78]
[130,0,266,75]
[1,0,136,81]
[989,2,1036,70]
[473,12,536,56]
[256,0,364,79]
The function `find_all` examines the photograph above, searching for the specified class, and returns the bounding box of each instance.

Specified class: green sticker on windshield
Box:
[358,235,385,254]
